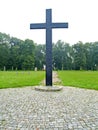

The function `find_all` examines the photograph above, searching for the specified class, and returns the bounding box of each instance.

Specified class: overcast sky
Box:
[0,0,98,44]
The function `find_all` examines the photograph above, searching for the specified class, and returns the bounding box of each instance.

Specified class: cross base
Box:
[34,86,63,92]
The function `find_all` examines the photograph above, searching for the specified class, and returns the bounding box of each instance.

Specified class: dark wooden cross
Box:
[30,9,68,86]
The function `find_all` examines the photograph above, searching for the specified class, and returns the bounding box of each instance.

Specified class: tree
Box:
[0,43,10,70]
[5,37,25,70]
[0,31,98,71]
[93,42,98,70]
[34,44,45,70]
[84,42,94,70]
[20,39,35,70]
[72,41,86,70]
[0,32,10,44]
[53,40,72,70]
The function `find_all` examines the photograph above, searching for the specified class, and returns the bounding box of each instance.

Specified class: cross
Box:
[30,9,68,86]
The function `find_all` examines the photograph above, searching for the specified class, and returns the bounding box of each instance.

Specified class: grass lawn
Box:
[0,71,45,89]
[58,71,98,90]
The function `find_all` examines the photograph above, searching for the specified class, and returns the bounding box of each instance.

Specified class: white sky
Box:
[0,0,98,45]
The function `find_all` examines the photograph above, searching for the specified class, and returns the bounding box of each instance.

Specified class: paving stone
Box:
[0,86,98,129]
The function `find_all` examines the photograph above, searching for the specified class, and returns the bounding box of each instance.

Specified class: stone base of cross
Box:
[30,9,68,87]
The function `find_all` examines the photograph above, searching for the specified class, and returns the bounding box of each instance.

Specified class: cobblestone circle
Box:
[0,87,98,130]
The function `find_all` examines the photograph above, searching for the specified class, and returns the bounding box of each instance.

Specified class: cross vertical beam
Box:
[46,9,52,86]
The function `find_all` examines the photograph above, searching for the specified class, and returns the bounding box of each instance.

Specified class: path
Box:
[40,71,62,86]
[0,86,98,129]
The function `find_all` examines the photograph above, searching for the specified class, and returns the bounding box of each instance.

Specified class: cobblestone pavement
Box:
[0,87,98,130]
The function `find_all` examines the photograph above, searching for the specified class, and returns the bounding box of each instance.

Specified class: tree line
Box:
[0,32,98,70]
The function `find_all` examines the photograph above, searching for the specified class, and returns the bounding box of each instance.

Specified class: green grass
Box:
[1,71,98,90]
[58,71,98,90]
[0,71,45,89]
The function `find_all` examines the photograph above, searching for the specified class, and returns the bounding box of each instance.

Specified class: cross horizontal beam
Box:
[51,23,68,28]
[30,23,68,29]
[30,23,46,29]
